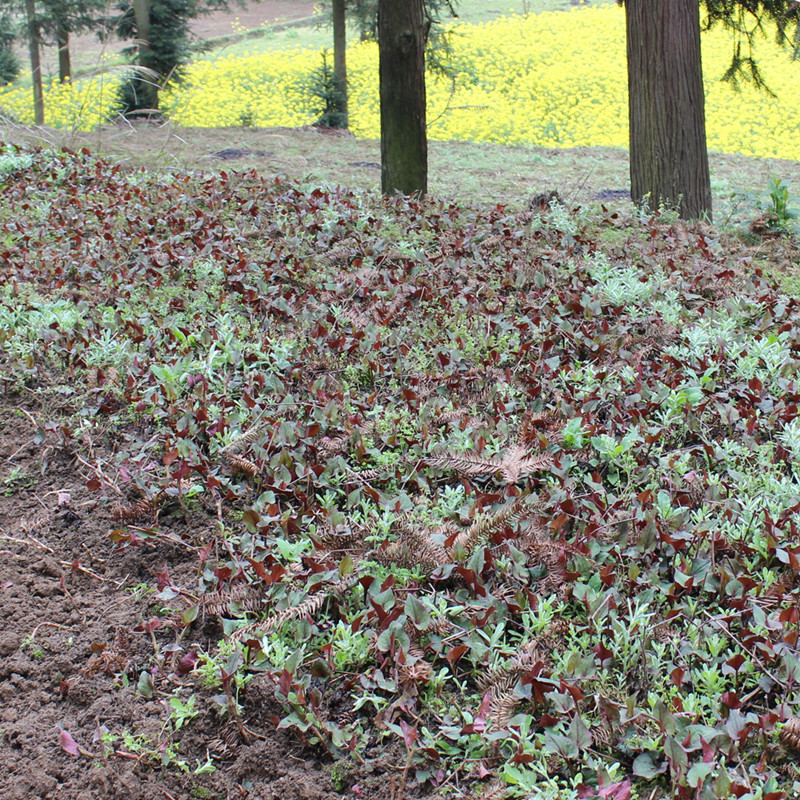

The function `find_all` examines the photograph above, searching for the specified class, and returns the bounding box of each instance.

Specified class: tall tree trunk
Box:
[132,0,158,111]
[331,0,348,127]
[24,0,44,125]
[378,0,427,197]
[625,0,712,220]
[57,23,71,83]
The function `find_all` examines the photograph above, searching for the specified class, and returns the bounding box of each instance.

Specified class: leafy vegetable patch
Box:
[3,144,800,799]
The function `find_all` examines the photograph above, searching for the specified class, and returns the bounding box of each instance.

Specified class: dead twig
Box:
[0,533,55,553]
[27,621,70,641]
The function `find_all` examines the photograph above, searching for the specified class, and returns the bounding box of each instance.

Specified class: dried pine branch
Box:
[781,717,800,752]
[517,410,557,446]
[537,618,572,653]
[231,574,360,641]
[486,685,520,731]
[390,524,451,571]
[312,524,364,550]
[315,242,361,268]
[429,447,553,485]
[317,435,349,459]
[374,284,418,325]
[222,420,269,454]
[377,540,449,573]
[433,407,470,427]
[454,494,536,556]
[110,492,164,524]
[479,639,547,730]
[511,638,547,670]
[519,532,568,587]
[478,663,522,731]
[338,307,372,330]
[201,585,267,616]
[475,782,511,800]
[227,453,259,479]
[18,509,53,535]
[397,649,433,692]
[345,465,394,483]
[427,450,503,478]
[499,445,554,484]
[477,662,516,694]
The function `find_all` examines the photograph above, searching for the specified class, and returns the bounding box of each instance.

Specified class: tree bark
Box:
[625,0,712,220]
[378,0,427,197]
[57,23,71,83]
[331,0,348,127]
[24,0,44,125]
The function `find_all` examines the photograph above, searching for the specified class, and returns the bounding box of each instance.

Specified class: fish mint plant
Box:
[5,144,800,798]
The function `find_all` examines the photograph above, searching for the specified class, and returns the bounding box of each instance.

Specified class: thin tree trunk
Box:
[132,0,158,111]
[332,0,348,127]
[378,0,427,197]
[625,0,712,220]
[57,23,71,83]
[133,0,151,52]
[24,0,44,125]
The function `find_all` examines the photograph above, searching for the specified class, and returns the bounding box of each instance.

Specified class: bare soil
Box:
[35,1,319,82]
[0,392,374,799]
[0,389,426,800]
[188,0,319,39]
[3,17,349,798]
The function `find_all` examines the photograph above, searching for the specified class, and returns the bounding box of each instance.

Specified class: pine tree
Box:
[622,0,800,220]
[0,11,20,86]
[113,0,234,118]
[38,0,109,83]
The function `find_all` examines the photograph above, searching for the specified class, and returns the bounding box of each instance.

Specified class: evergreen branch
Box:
[427,450,503,477]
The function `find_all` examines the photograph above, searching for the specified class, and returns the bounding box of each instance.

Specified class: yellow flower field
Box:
[2,4,800,159]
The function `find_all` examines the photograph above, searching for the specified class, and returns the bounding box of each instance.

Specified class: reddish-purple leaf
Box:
[59,727,81,756]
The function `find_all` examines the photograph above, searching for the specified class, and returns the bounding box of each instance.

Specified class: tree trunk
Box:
[57,23,71,83]
[332,0,348,127]
[625,0,712,220]
[24,0,44,125]
[378,0,427,197]
[132,0,159,111]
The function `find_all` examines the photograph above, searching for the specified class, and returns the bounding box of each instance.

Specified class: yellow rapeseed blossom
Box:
[2,5,800,159]
[0,74,119,129]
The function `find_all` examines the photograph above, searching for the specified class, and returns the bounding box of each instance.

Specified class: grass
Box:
[201,0,610,60]
[27,0,584,83]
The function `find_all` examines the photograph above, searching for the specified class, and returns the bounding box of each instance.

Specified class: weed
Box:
[2,466,36,495]
[764,175,798,231]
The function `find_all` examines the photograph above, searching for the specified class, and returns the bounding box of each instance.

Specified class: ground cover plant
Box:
[2,143,800,799]
[3,4,800,161]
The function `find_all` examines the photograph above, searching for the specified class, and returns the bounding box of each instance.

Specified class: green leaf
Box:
[569,713,592,750]
[632,752,662,779]
[687,761,713,788]
[339,554,355,577]
[137,670,154,698]
[664,736,688,772]
[653,698,677,735]
[544,730,579,760]
[404,595,432,630]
